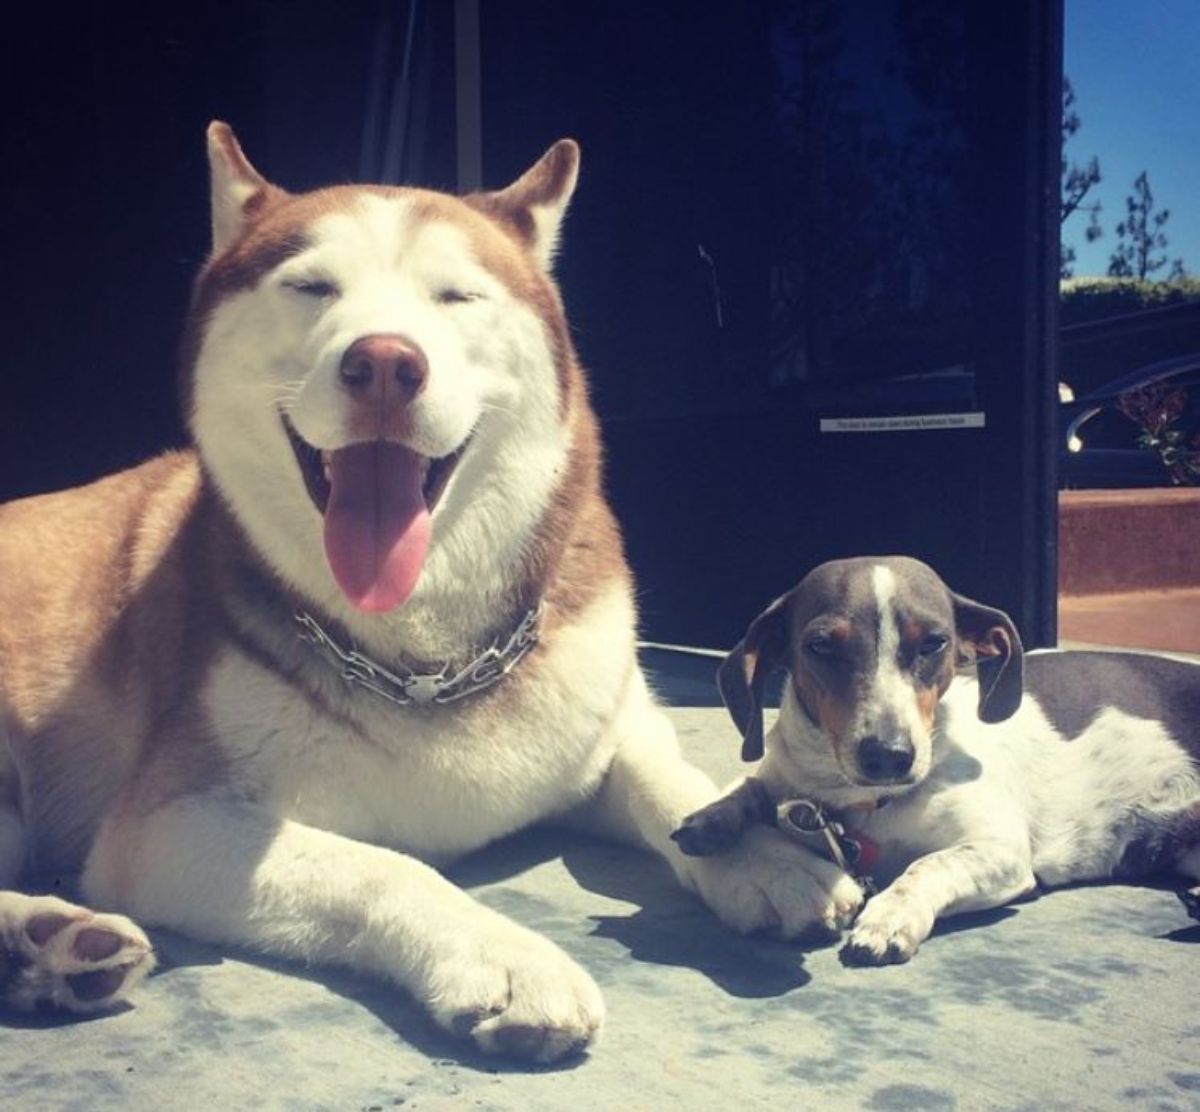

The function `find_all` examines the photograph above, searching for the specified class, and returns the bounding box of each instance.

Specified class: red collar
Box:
[776,797,888,890]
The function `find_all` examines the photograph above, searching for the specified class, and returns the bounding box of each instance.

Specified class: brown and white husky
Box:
[0,125,862,1061]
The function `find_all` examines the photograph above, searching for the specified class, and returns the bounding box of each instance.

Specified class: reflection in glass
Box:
[770,0,977,412]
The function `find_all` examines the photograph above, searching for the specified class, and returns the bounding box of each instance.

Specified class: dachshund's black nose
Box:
[856,735,915,783]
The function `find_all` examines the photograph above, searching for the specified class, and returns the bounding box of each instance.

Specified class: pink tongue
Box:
[323,442,430,613]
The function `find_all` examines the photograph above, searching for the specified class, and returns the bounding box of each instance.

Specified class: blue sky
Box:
[1064,0,1200,277]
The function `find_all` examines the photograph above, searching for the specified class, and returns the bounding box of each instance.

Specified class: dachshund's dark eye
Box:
[918,634,949,657]
[806,636,836,658]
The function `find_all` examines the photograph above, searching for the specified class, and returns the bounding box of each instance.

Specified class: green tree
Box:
[1060,76,1102,279]
[1108,171,1185,280]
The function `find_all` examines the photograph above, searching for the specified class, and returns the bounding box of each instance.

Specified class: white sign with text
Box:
[820,412,986,433]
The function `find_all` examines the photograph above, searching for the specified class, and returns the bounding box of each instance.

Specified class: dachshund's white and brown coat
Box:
[675,556,1200,963]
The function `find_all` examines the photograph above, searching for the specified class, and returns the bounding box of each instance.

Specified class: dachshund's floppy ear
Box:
[952,593,1025,724]
[717,594,791,762]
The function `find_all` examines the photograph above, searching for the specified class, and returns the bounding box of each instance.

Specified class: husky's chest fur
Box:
[199,582,637,861]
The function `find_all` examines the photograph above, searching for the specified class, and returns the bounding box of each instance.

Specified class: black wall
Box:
[482,0,1061,648]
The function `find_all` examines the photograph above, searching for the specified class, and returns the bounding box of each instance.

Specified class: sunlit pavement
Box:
[1059,587,1200,658]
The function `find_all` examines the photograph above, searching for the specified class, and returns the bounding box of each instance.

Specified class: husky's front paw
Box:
[679,826,865,940]
[0,892,155,1012]
[420,914,604,1063]
[840,895,931,966]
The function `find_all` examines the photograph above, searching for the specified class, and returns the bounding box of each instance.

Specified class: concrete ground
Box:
[1058,485,1200,655]
[1059,587,1200,654]
[1,648,1198,1111]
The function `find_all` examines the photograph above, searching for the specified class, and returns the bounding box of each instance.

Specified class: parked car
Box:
[1059,352,1200,488]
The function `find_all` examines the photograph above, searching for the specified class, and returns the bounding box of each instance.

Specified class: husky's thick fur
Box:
[0,125,861,1061]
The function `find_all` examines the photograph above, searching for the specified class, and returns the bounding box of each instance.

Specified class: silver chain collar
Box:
[295,605,541,708]
[777,798,882,895]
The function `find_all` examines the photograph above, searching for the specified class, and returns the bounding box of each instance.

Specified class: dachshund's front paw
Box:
[671,803,746,857]
[840,894,931,966]
[670,777,775,857]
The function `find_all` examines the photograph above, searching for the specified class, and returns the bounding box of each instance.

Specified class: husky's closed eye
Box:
[434,287,483,305]
[283,277,340,299]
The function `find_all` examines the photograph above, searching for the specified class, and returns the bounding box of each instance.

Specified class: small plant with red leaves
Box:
[1118,382,1200,485]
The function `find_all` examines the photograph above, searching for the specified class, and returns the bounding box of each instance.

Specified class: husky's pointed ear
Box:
[206,121,280,254]
[471,139,580,270]
[717,594,791,763]
[952,593,1025,724]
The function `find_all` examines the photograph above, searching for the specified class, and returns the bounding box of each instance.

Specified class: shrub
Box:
[1060,276,1200,327]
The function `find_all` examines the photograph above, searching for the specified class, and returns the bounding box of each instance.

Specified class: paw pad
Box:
[0,893,155,1013]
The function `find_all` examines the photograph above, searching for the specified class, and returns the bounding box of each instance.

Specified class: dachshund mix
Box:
[673,556,1200,964]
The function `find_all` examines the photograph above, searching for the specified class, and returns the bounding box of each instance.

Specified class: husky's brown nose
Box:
[338,334,428,403]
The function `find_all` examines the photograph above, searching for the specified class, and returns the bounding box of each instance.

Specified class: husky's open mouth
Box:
[282,417,465,516]
[282,415,468,613]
